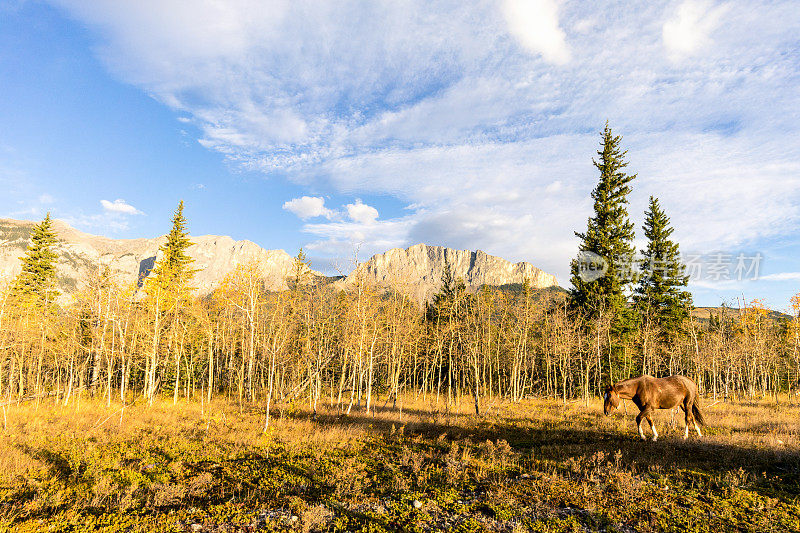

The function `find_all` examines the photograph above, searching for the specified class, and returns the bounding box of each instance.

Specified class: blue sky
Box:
[1,0,799,310]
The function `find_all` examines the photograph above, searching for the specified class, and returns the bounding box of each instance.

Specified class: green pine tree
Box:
[289,248,312,293]
[12,213,59,302]
[633,196,692,336]
[151,201,196,294]
[569,123,637,334]
[426,258,472,323]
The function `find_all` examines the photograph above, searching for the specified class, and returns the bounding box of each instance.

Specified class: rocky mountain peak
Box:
[0,218,312,297]
[1,220,559,305]
[339,243,559,303]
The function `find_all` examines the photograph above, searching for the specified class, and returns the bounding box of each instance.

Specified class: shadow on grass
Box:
[11,443,77,482]
[281,405,800,500]
[5,402,798,530]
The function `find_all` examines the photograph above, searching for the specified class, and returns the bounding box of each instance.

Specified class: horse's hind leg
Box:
[683,404,691,440]
[645,411,658,441]
[687,398,703,437]
[692,406,703,437]
[635,411,647,440]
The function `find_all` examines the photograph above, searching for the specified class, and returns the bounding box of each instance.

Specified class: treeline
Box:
[1,130,799,422]
[0,249,797,417]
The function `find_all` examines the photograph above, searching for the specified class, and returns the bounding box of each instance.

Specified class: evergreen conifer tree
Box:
[633,196,692,335]
[426,258,471,323]
[151,200,196,294]
[13,213,59,302]
[569,123,637,333]
[289,248,312,293]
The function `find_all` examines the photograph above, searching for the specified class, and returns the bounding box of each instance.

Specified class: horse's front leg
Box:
[642,406,658,441]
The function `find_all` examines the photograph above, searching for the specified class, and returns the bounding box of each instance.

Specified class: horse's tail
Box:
[692,403,706,427]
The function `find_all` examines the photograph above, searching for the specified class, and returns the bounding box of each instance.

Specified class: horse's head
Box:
[603,385,619,415]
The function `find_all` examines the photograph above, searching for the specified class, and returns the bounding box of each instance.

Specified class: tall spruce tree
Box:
[141,201,196,404]
[151,200,196,294]
[569,123,637,334]
[633,196,692,335]
[426,258,471,323]
[289,248,312,293]
[13,213,59,302]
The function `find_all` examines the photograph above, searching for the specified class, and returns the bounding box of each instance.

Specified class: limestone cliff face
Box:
[338,244,559,303]
[0,218,308,296]
[1,221,558,304]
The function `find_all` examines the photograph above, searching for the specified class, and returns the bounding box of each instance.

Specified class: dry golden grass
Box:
[0,393,798,532]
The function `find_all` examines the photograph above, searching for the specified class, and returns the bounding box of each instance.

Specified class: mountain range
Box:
[336,243,559,303]
[0,218,559,302]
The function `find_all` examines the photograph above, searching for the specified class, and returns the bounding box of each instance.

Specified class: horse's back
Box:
[661,375,697,392]
[648,375,696,408]
[663,375,698,401]
[615,375,697,408]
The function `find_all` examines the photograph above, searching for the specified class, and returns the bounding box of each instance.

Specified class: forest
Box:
[1,128,798,424]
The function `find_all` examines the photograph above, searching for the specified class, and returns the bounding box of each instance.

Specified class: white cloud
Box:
[7,206,42,219]
[100,198,144,215]
[50,0,800,302]
[313,128,800,283]
[302,215,414,269]
[65,198,145,231]
[345,200,379,224]
[38,194,55,204]
[51,0,499,168]
[663,0,728,60]
[760,272,800,281]
[313,136,594,278]
[282,196,332,220]
[62,212,134,232]
[545,180,563,193]
[573,18,596,34]
[502,0,570,64]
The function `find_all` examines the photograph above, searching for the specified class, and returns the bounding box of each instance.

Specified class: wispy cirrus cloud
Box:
[50,0,800,299]
[61,199,145,232]
[760,272,800,282]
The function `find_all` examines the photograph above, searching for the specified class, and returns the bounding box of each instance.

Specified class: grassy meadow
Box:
[0,395,798,532]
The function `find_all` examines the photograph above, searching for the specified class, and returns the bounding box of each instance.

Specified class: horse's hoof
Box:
[651,436,658,442]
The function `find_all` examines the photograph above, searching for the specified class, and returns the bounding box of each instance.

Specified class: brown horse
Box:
[604,375,705,441]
